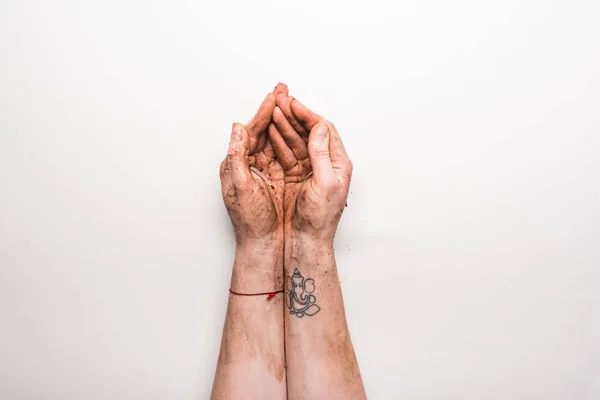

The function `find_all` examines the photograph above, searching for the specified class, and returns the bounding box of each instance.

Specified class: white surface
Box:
[1,0,599,399]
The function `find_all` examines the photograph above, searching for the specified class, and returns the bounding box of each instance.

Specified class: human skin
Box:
[270,84,367,399]
[212,85,366,399]
[211,93,287,399]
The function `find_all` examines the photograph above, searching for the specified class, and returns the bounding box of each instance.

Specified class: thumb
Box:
[308,123,335,186]
[227,123,251,187]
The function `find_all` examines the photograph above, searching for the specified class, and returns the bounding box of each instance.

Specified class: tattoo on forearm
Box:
[285,268,321,318]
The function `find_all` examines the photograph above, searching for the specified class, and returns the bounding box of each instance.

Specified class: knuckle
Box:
[219,160,229,179]
[227,146,241,158]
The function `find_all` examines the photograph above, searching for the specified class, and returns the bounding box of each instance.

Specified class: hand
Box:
[219,93,285,248]
[269,84,353,243]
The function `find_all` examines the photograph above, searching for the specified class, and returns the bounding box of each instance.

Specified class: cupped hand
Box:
[219,93,286,247]
[269,84,353,243]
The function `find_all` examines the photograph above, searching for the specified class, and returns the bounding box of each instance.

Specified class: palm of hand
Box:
[235,147,285,240]
[222,85,351,243]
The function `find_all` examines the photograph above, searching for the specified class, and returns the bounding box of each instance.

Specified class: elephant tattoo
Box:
[285,268,321,318]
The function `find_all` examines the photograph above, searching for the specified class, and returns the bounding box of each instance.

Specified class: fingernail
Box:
[231,123,242,140]
[315,124,328,139]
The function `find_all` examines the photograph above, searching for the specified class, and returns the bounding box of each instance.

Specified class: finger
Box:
[227,123,252,187]
[246,93,276,153]
[263,139,276,158]
[324,121,352,181]
[219,158,229,182]
[307,123,335,186]
[246,93,276,136]
[290,98,321,133]
[273,106,309,159]
[276,93,308,137]
[219,158,234,197]
[256,132,267,153]
[272,82,289,96]
[267,123,298,170]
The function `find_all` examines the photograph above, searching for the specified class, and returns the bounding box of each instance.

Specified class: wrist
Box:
[285,230,335,272]
[235,229,283,250]
[231,235,283,293]
[234,238,283,268]
[288,229,333,251]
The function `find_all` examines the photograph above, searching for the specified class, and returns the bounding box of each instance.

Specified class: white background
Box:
[1,0,599,399]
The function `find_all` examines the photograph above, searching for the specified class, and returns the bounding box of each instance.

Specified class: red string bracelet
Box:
[229,289,284,300]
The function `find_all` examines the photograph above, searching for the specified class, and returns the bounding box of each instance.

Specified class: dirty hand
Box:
[269,84,353,243]
[219,94,285,249]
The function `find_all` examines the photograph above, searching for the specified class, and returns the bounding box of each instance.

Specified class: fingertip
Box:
[229,122,250,157]
[307,123,334,183]
[273,82,289,96]
[235,121,247,134]
[230,122,242,141]
[312,123,329,140]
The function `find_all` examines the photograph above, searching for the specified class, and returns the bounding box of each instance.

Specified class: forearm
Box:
[284,233,366,400]
[212,240,286,399]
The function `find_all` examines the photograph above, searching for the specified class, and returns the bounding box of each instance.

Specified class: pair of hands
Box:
[220,83,353,252]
